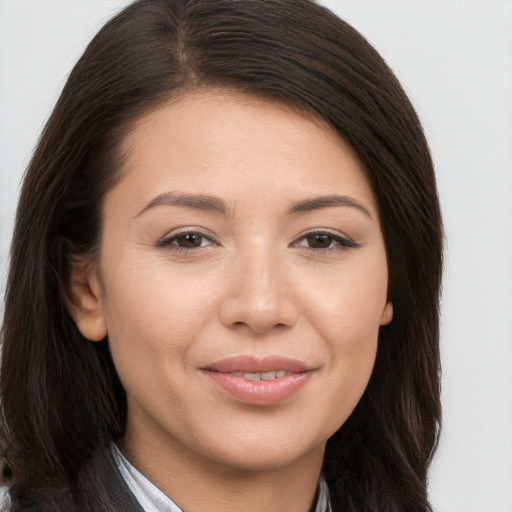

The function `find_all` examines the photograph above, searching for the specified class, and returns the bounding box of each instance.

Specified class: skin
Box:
[70,90,392,512]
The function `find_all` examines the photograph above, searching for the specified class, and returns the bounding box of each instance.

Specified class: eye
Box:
[296,231,360,251]
[156,231,214,250]
[173,233,209,248]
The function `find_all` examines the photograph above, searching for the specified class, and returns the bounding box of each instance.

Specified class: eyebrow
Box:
[288,194,372,219]
[135,191,230,218]
[135,191,372,219]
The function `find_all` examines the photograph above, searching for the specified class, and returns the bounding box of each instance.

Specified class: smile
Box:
[230,370,291,381]
[202,355,315,405]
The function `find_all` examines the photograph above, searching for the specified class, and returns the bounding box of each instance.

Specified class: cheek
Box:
[302,257,388,346]
[298,258,387,422]
[99,257,215,374]
[315,300,380,435]
[323,284,384,379]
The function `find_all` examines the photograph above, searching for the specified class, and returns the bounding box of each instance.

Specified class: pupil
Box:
[308,234,331,248]
[178,234,201,247]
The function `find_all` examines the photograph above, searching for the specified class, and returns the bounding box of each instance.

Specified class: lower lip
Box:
[203,371,312,405]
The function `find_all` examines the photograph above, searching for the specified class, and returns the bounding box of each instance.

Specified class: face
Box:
[72,90,392,474]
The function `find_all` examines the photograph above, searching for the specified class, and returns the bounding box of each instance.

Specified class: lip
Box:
[205,355,313,373]
[202,355,315,405]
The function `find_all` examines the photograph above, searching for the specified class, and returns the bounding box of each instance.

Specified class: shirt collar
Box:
[112,443,332,512]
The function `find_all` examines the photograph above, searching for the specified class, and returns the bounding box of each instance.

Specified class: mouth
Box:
[204,354,313,373]
[202,355,315,405]
[226,370,292,381]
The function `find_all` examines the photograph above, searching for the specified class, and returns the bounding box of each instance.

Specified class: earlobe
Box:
[380,301,393,326]
[66,260,107,342]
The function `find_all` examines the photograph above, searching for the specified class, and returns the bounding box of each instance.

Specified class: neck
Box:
[119,426,325,512]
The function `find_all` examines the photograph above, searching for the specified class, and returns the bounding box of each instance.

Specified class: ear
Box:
[66,259,107,342]
[379,301,393,326]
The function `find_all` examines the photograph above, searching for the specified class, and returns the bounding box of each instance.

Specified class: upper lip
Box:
[204,355,313,373]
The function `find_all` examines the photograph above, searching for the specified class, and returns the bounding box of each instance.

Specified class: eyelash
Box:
[294,231,360,251]
[156,230,216,252]
[156,229,360,253]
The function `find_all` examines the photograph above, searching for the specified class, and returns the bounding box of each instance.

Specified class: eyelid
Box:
[154,227,359,251]
[155,227,218,249]
[293,229,361,250]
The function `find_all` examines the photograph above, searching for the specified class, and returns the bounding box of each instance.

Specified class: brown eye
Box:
[296,231,360,251]
[175,233,204,248]
[306,233,333,248]
[156,230,215,251]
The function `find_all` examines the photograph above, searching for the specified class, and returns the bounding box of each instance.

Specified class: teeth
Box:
[231,371,291,381]
[244,372,261,381]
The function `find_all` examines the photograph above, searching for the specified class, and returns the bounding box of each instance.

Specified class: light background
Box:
[1,1,511,511]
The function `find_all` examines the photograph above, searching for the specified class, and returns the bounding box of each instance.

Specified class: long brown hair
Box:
[1,1,442,510]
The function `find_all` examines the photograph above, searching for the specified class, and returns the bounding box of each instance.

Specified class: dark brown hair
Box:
[1,1,442,510]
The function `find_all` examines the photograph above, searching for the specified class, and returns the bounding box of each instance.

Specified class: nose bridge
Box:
[219,236,298,333]
[242,237,277,299]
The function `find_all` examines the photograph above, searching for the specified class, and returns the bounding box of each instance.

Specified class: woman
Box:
[0,1,443,511]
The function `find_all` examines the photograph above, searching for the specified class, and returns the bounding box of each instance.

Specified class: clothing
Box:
[4,446,146,512]
[6,446,331,511]
[111,444,181,512]
[81,444,146,512]
[110,443,332,512]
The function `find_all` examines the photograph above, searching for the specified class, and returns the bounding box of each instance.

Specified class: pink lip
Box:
[202,355,315,405]
[205,355,313,373]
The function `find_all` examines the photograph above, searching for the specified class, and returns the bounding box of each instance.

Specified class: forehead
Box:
[111,89,378,218]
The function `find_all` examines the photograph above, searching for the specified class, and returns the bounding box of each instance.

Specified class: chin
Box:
[199,431,326,473]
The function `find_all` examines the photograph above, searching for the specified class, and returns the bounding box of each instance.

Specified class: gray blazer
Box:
[81,447,145,512]
[5,447,144,512]
[8,447,330,511]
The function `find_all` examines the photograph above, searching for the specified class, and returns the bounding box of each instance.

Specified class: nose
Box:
[218,242,299,335]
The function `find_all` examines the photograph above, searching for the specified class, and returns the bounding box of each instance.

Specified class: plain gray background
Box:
[1,1,511,511]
